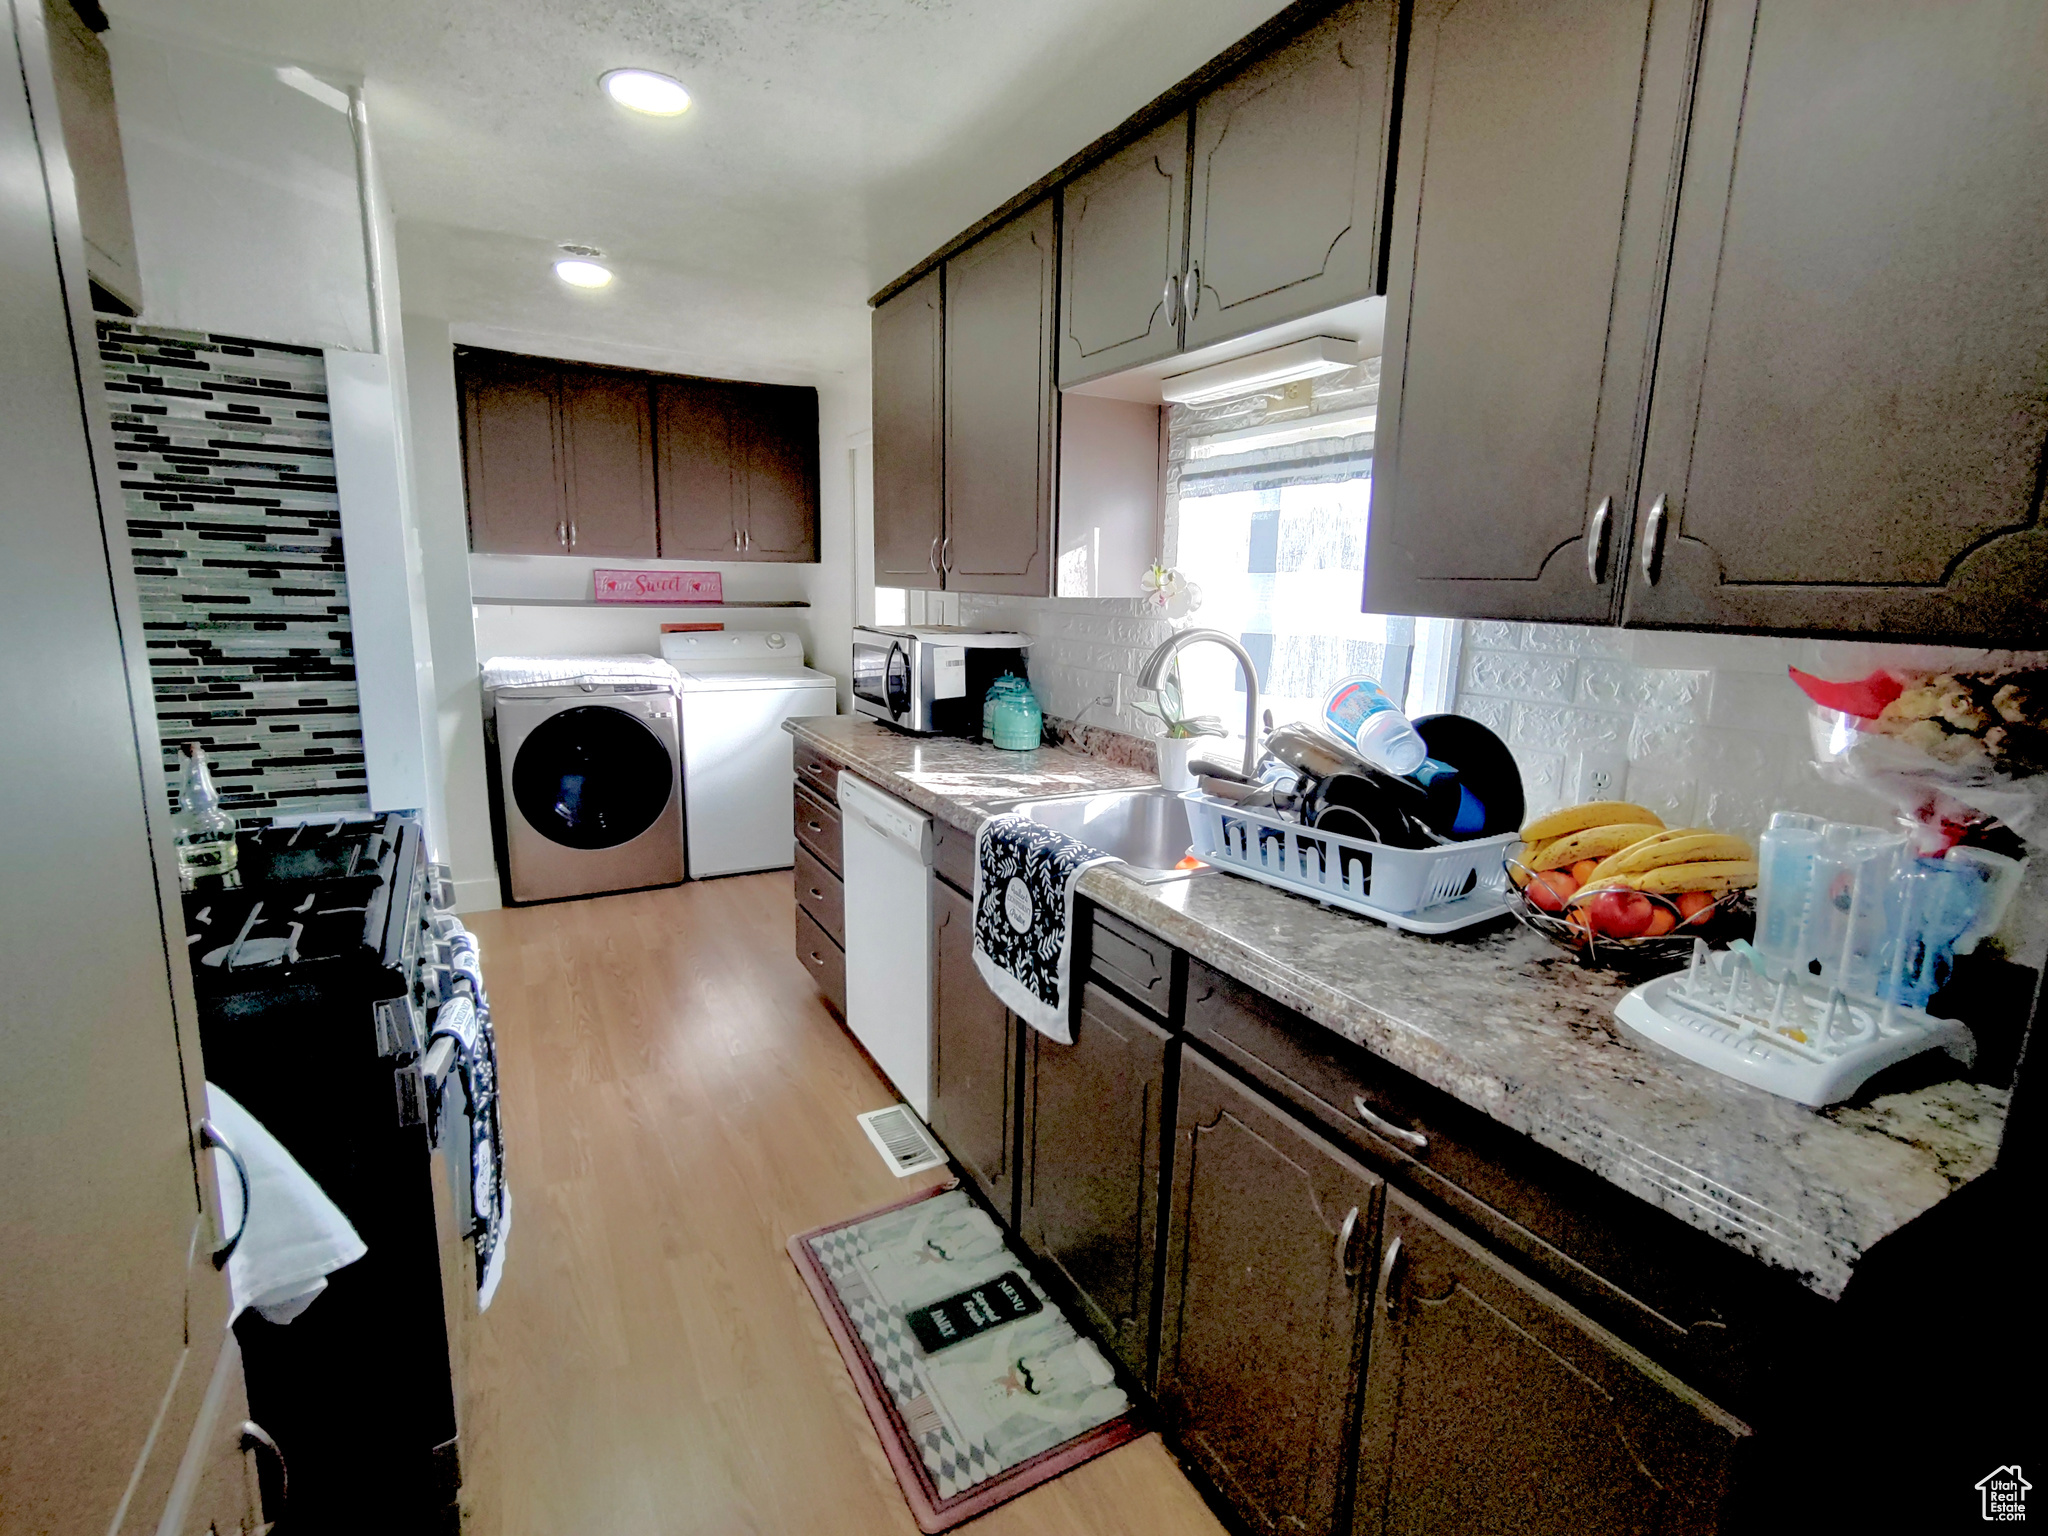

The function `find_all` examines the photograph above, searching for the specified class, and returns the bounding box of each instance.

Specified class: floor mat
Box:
[788,1186,1143,1532]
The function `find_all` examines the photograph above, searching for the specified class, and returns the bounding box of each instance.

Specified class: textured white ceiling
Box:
[104,0,1294,384]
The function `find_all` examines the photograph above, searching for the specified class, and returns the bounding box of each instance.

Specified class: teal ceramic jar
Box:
[987,678,1043,751]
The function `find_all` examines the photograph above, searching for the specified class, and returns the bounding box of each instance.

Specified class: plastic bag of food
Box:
[1794,660,2048,851]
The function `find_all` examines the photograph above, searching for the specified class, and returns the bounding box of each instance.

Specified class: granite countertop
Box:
[789,715,2009,1300]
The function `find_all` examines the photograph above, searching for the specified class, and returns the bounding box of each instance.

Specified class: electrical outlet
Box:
[1113,674,1128,717]
[1568,746,1630,802]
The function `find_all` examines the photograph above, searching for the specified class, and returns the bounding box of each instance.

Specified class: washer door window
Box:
[511,705,673,851]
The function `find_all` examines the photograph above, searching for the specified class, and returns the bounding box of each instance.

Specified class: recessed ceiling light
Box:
[601,68,691,116]
[554,258,613,289]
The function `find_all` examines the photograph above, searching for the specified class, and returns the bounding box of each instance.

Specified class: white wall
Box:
[106,26,372,350]
[401,313,496,910]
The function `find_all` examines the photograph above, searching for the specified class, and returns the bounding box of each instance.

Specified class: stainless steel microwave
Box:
[850,626,1030,736]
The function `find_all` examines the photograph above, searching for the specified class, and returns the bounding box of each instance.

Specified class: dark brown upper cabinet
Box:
[1364,0,1696,625]
[652,378,820,563]
[943,200,1057,596]
[461,350,571,556]
[1018,984,1172,1385]
[557,366,657,559]
[461,346,818,562]
[733,383,821,561]
[1623,0,2048,640]
[1353,1191,1748,1536]
[930,878,1017,1225]
[872,269,946,589]
[1184,0,1398,350]
[1159,1051,1380,1536]
[653,378,739,560]
[1059,113,1190,387]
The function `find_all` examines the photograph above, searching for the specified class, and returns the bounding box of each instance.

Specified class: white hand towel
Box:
[206,1083,368,1325]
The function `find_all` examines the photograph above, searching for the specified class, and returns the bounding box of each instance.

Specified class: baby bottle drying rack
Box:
[1615,939,1974,1106]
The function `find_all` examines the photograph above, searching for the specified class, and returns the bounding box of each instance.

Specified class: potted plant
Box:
[1134,660,1227,790]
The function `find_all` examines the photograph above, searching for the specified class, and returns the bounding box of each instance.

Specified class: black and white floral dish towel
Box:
[972,814,1121,1044]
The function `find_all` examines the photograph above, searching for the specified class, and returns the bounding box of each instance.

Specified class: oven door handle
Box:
[200,1118,251,1269]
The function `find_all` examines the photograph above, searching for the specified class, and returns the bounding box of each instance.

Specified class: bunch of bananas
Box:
[1510,801,1758,937]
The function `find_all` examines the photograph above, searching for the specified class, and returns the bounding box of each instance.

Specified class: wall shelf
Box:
[469,596,811,609]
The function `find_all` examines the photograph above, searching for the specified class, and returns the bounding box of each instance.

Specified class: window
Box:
[1166,359,1454,736]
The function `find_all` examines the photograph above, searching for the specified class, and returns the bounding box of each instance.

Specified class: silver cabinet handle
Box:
[1182,265,1200,320]
[567,518,577,552]
[1335,1205,1364,1279]
[1585,496,1611,585]
[240,1420,288,1512]
[734,527,742,552]
[742,527,751,552]
[929,535,941,575]
[1162,275,1179,325]
[1354,1095,1427,1153]
[1377,1233,1404,1318]
[200,1118,251,1269]
[941,536,952,571]
[1640,494,1668,584]
[556,518,568,550]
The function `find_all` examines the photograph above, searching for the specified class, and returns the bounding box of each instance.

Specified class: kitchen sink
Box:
[1005,787,1202,880]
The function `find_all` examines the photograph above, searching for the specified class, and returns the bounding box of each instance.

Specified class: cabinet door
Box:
[653,377,740,559]
[736,383,819,561]
[1183,0,1396,350]
[559,365,657,558]
[1625,0,2048,640]
[872,269,945,589]
[931,878,1016,1224]
[4,30,224,1525]
[460,352,566,554]
[1059,113,1188,386]
[943,201,1057,596]
[1363,0,1695,623]
[1354,1191,1748,1536]
[1159,1052,1380,1536]
[1019,984,1172,1384]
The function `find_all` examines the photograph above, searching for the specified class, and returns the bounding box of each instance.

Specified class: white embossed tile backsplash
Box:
[1449,622,1901,841]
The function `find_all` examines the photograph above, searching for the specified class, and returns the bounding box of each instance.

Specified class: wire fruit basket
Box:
[1505,850,1754,974]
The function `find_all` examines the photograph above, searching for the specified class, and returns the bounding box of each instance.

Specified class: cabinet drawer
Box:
[795,906,845,1014]
[793,740,840,804]
[793,781,842,874]
[1185,959,1779,1405]
[793,844,844,947]
[932,815,975,895]
[1085,905,1177,1020]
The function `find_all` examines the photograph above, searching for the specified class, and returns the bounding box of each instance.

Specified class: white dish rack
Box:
[1615,939,1975,1106]
[1181,791,1516,934]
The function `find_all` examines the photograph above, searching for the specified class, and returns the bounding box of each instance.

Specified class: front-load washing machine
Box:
[494,679,685,902]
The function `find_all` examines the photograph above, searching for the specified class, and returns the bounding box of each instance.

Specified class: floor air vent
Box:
[857,1105,947,1177]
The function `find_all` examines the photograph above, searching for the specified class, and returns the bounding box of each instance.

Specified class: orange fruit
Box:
[1675,890,1717,926]
[1570,859,1601,885]
[1644,906,1678,937]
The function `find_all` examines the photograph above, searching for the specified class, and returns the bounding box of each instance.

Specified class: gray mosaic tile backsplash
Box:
[101,322,370,821]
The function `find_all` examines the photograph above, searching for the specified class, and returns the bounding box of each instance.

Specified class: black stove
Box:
[184,811,462,1536]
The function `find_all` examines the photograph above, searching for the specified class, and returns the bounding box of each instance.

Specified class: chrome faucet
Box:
[1138,628,1262,779]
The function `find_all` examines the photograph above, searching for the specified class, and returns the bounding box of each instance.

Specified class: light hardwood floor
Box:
[459,873,1225,1535]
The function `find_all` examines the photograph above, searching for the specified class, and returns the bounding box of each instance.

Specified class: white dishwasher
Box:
[837,772,934,1119]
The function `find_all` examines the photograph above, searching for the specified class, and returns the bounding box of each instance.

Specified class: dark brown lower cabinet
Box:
[1018,983,1172,1384]
[1160,1051,1381,1536]
[1353,1190,1749,1536]
[931,878,1017,1224]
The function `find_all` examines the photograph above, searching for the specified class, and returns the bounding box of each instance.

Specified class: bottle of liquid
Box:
[982,673,1025,743]
[1753,812,1825,976]
[1323,676,1427,776]
[171,743,239,891]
